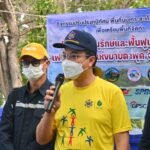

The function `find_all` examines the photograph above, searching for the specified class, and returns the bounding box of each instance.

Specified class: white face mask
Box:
[62,59,85,79]
[22,64,44,81]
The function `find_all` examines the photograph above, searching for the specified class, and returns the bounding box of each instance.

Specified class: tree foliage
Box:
[67,0,150,12]
[23,0,150,47]
[21,0,58,47]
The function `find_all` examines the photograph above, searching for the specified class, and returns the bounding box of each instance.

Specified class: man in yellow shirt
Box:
[36,30,132,150]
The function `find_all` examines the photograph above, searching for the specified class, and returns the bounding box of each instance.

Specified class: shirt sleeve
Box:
[0,91,15,150]
[111,87,132,134]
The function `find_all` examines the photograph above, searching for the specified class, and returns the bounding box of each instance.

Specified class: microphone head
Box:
[55,73,64,85]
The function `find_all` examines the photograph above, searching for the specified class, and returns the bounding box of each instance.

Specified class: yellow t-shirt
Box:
[54,77,132,150]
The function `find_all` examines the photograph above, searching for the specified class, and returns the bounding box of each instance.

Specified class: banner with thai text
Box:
[46,8,150,126]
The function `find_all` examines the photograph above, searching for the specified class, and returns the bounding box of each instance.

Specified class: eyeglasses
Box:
[60,53,90,61]
[22,59,46,68]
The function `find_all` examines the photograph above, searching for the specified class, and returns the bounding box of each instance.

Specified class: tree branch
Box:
[18,19,35,27]
[0,0,22,89]
[19,24,45,36]
[123,0,134,8]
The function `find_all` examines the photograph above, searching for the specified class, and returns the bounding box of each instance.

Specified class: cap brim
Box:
[19,54,44,60]
[53,43,85,51]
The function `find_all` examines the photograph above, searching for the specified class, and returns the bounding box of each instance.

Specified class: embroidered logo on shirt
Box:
[96,100,102,108]
[85,99,93,108]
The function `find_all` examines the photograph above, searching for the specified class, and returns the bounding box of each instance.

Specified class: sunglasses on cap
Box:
[21,59,47,68]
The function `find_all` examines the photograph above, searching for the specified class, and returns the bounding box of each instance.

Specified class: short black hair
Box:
[86,50,96,57]
[85,50,97,67]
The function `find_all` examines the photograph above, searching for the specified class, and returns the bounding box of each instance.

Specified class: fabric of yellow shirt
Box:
[54,77,132,150]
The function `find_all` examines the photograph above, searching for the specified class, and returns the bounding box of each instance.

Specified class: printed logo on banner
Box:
[121,88,131,95]
[129,100,147,108]
[127,67,141,82]
[135,88,150,95]
[104,67,120,82]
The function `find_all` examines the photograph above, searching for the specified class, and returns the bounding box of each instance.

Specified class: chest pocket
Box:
[14,107,24,140]
[30,109,45,130]
[14,107,24,124]
[33,109,44,118]
[27,109,45,142]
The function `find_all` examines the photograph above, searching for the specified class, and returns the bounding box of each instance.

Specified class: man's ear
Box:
[43,60,50,71]
[45,59,50,66]
[88,56,96,67]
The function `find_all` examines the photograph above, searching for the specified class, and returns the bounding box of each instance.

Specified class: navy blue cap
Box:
[53,30,97,55]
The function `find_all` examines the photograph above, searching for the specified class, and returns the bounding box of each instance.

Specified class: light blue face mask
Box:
[62,59,87,80]
[22,64,44,81]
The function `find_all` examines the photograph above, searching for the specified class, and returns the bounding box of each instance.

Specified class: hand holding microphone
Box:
[45,74,64,113]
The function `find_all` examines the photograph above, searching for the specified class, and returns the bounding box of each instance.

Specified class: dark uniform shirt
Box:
[138,97,150,150]
[0,79,55,150]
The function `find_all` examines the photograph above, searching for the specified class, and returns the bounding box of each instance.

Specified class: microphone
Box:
[45,73,64,112]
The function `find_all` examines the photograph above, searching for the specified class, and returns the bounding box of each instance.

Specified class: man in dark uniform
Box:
[0,43,55,150]
[138,97,150,150]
